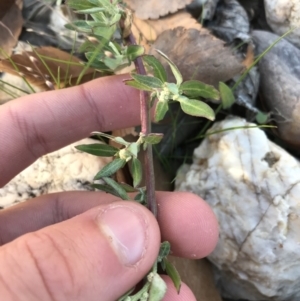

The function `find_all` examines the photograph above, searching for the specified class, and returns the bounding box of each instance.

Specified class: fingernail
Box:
[97,205,148,266]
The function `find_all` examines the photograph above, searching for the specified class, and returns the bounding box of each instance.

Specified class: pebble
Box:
[176,117,300,300]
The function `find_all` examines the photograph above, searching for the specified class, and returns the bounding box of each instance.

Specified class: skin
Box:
[0,75,219,301]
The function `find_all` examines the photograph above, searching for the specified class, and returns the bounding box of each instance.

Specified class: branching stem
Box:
[126,33,157,218]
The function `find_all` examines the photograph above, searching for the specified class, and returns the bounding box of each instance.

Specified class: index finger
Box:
[0,75,139,187]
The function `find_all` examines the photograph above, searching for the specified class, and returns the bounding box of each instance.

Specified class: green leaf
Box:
[126,45,144,61]
[256,111,269,124]
[91,132,129,146]
[134,189,146,204]
[166,83,178,95]
[163,258,181,293]
[86,20,107,27]
[114,137,129,146]
[94,158,126,179]
[75,143,119,157]
[143,133,164,145]
[158,241,171,262]
[88,0,114,11]
[67,0,96,10]
[91,183,122,198]
[130,158,143,188]
[104,56,127,71]
[143,55,167,82]
[75,7,105,13]
[154,101,169,122]
[109,13,122,25]
[177,96,215,121]
[180,80,220,100]
[127,142,139,158]
[156,49,182,86]
[65,21,91,32]
[131,74,163,89]
[94,24,116,40]
[124,79,154,92]
[103,177,130,200]
[219,82,235,109]
[119,183,138,192]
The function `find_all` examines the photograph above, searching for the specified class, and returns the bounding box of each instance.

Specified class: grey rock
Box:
[253,30,300,148]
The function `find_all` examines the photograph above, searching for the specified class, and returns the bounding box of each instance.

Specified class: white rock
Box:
[264,0,300,48]
[0,138,111,209]
[175,117,300,300]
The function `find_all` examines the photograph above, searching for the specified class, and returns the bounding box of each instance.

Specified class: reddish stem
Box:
[127,33,157,218]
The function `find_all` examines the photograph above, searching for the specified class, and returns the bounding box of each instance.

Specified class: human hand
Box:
[0,75,219,301]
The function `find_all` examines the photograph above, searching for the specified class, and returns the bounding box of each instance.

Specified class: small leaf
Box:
[130,158,143,188]
[75,7,105,13]
[119,183,138,192]
[166,83,178,95]
[67,0,96,10]
[180,80,220,100]
[104,56,127,71]
[86,20,108,27]
[143,55,167,82]
[156,49,183,86]
[94,24,116,40]
[163,258,181,293]
[143,133,164,145]
[158,241,171,262]
[75,143,119,157]
[134,189,146,204]
[94,158,126,179]
[124,79,154,92]
[154,100,169,122]
[256,111,269,124]
[114,137,130,146]
[92,132,129,145]
[219,82,235,109]
[132,74,163,89]
[92,183,121,198]
[127,142,139,158]
[103,177,130,200]
[177,96,215,121]
[126,45,144,61]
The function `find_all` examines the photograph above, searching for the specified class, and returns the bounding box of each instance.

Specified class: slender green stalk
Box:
[0,79,30,94]
[0,48,36,93]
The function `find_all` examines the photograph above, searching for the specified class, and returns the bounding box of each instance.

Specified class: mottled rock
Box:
[0,139,111,209]
[264,0,300,48]
[176,117,300,300]
[253,30,300,148]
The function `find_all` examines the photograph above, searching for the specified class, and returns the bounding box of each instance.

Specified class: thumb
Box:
[0,201,161,301]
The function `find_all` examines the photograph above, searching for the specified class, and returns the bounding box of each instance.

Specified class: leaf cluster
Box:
[126,51,234,122]
[66,0,143,72]
[75,132,163,202]
[126,51,216,122]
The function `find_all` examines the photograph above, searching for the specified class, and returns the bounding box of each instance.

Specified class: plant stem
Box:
[127,33,157,218]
